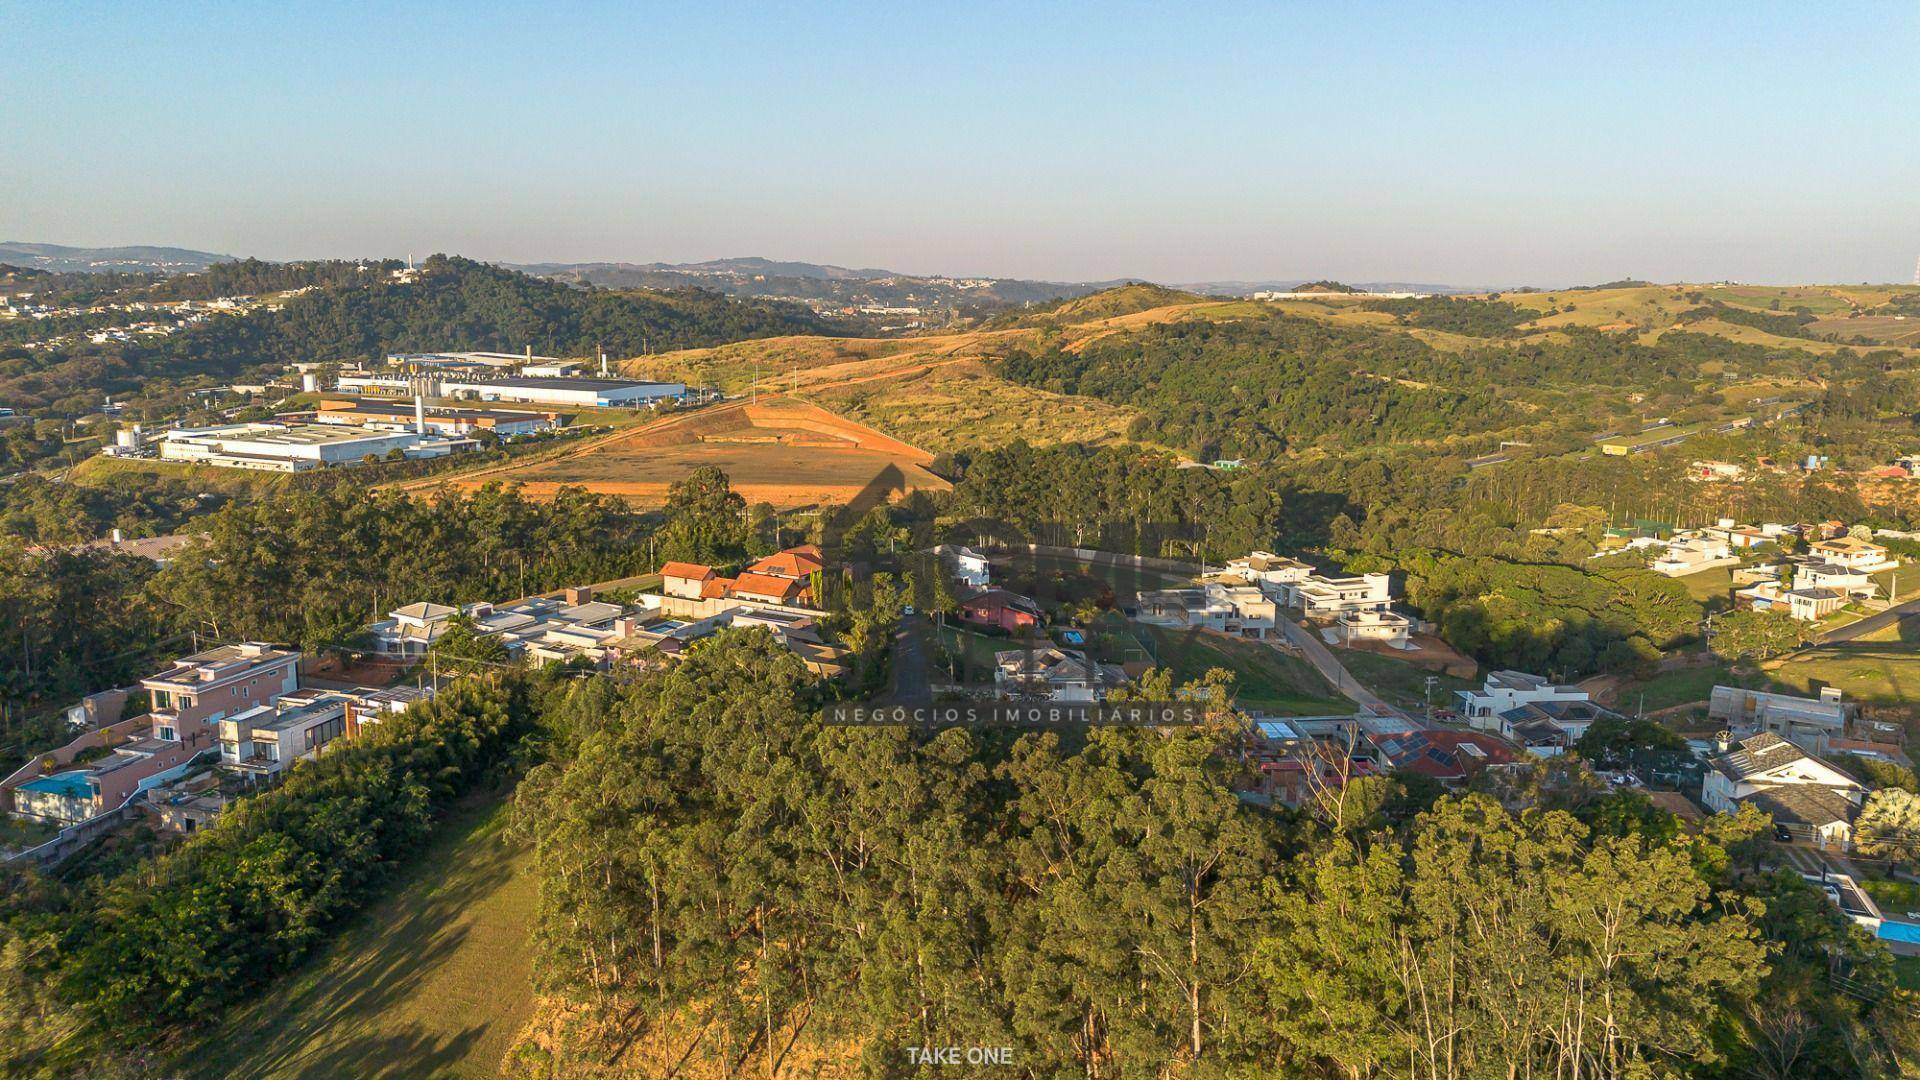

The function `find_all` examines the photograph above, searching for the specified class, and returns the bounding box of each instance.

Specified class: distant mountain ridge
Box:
[7,241,1520,297]
[1175,278,1492,296]
[0,241,235,273]
[511,257,1111,321]
[513,256,901,282]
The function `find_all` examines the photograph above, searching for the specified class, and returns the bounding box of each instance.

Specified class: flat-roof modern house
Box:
[1650,535,1735,577]
[1226,551,1315,583]
[1709,685,1852,755]
[141,643,301,742]
[1293,573,1394,618]
[439,376,686,408]
[218,692,351,778]
[1734,577,1848,622]
[11,737,210,826]
[1333,608,1414,648]
[1455,670,1592,733]
[1134,583,1279,638]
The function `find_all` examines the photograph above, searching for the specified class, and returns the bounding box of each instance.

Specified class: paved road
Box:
[1819,596,1920,644]
[888,614,933,704]
[1270,618,1414,724]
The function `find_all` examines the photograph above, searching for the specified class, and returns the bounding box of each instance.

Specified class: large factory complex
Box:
[99,348,697,472]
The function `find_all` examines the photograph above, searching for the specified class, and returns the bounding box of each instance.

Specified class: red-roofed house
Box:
[661,562,718,600]
[959,588,1043,633]
[748,545,827,580]
[1363,728,1516,786]
[729,572,807,605]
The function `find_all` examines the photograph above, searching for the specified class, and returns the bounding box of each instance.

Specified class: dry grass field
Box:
[444,397,950,508]
[613,297,1266,452]
[1806,313,1920,346]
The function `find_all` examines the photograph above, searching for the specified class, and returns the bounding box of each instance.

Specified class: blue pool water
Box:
[18,772,92,798]
[1878,920,1920,944]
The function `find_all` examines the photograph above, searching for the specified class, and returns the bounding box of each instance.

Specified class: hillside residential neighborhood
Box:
[11,7,1920,1073]
[1,642,432,852]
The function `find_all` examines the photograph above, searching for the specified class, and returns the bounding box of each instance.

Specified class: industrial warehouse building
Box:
[439,376,686,407]
[156,423,473,472]
[335,372,414,395]
[308,398,563,437]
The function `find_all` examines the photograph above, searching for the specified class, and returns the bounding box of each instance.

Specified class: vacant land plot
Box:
[453,397,949,508]
[175,796,535,1079]
[1763,642,1920,709]
[1807,314,1920,347]
[1607,663,1743,714]
[1679,565,1735,604]
[1137,625,1344,714]
[1339,649,1478,711]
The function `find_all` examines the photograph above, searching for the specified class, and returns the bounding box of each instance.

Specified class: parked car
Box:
[1773,825,1794,843]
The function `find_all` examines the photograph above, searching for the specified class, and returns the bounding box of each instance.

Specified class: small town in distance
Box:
[6,4,1920,1076]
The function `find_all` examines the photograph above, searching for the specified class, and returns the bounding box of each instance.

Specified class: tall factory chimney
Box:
[412,376,428,435]
[599,347,608,376]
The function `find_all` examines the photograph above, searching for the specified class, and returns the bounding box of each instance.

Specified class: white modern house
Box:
[1454,670,1592,731]
[1736,579,1846,622]
[1333,608,1413,648]
[1650,534,1735,577]
[1226,552,1315,591]
[1797,562,1881,598]
[217,691,351,778]
[1134,583,1278,637]
[1808,536,1897,573]
[1293,573,1394,618]
[949,546,991,590]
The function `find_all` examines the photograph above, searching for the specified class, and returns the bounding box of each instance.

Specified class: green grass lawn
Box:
[1136,625,1345,714]
[1338,650,1477,711]
[1679,565,1734,604]
[173,793,535,1079]
[1863,877,1920,914]
[1613,663,1744,714]
[937,625,1013,683]
[1763,642,1920,708]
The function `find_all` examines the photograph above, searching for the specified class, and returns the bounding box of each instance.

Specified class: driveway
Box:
[1270,618,1414,725]
[888,614,933,704]
[1818,596,1920,644]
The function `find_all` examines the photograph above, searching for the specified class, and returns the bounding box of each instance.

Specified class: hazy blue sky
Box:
[5,1,1917,285]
